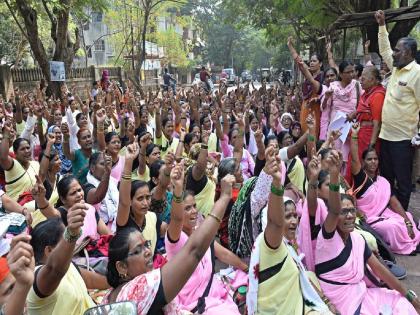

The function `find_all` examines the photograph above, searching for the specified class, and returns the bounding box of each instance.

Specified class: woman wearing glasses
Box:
[104,163,237,314]
[314,150,420,315]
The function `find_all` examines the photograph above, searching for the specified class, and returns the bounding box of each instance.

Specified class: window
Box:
[83,22,90,31]
[92,12,103,22]
[94,40,105,51]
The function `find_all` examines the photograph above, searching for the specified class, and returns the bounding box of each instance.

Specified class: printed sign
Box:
[49,61,66,81]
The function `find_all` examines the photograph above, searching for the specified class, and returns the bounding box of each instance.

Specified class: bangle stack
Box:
[201,144,208,150]
[173,193,183,203]
[328,183,340,192]
[405,220,413,227]
[307,134,315,142]
[208,213,222,224]
[352,136,358,140]
[271,184,285,196]
[122,174,131,181]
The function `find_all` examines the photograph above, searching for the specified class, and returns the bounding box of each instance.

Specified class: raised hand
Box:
[67,201,88,236]
[170,160,185,190]
[61,122,70,137]
[164,151,176,172]
[139,133,151,150]
[8,234,35,287]
[307,152,322,181]
[31,175,46,202]
[254,126,263,143]
[287,36,294,47]
[126,137,140,161]
[352,122,360,135]
[96,108,106,124]
[306,113,315,131]
[104,153,113,174]
[220,174,236,198]
[326,150,341,175]
[364,40,370,52]
[46,133,56,146]
[201,130,210,145]
[375,10,385,26]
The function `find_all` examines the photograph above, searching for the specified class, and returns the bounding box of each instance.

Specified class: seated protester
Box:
[247,147,330,315]
[85,152,119,232]
[62,109,106,186]
[46,125,72,175]
[104,131,125,181]
[0,121,40,202]
[132,137,160,182]
[175,130,199,160]
[103,174,237,314]
[165,163,246,314]
[314,150,420,315]
[0,234,35,315]
[148,155,175,225]
[289,121,307,160]
[200,114,218,153]
[116,142,168,256]
[27,215,109,315]
[219,113,255,181]
[184,131,216,217]
[350,123,420,255]
[245,113,264,158]
[277,130,306,193]
[155,107,179,158]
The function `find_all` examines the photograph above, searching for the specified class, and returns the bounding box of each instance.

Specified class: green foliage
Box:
[156,27,191,69]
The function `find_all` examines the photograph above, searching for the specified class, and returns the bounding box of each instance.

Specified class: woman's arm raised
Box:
[161,174,235,302]
[116,140,139,227]
[350,122,362,175]
[166,161,185,243]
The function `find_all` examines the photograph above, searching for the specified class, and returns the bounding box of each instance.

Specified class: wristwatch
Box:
[406,290,417,303]
[63,227,82,243]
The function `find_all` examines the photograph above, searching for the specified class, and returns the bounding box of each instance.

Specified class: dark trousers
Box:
[380,139,415,210]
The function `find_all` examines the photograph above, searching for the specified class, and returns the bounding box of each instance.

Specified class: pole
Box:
[342,28,347,61]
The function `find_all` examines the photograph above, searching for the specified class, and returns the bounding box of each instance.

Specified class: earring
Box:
[119,273,128,280]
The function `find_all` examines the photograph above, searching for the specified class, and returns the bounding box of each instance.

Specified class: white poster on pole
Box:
[49,61,66,81]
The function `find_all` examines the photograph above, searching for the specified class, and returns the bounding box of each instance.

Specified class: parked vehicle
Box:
[241,70,252,83]
[222,68,237,85]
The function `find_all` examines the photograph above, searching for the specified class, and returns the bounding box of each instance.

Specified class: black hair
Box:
[107,227,139,288]
[399,37,417,58]
[355,64,364,78]
[184,132,196,146]
[12,138,30,154]
[39,147,59,163]
[200,115,210,127]
[284,199,296,209]
[318,170,330,188]
[277,130,290,147]
[338,61,354,74]
[164,68,168,73]
[361,147,377,160]
[75,112,85,122]
[183,190,195,200]
[130,180,149,200]
[149,160,164,189]
[340,193,354,205]
[30,217,65,265]
[311,53,323,64]
[57,175,79,201]
[146,143,159,157]
[325,67,338,77]
[228,128,239,142]
[217,158,236,183]
[162,117,172,128]
[89,151,103,170]
[416,50,420,64]
[105,131,119,144]
[264,134,278,147]
[319,148,332,160]
[189,123,199,133]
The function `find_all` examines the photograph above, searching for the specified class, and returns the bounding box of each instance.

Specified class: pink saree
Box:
[315,230,416,315]
[165,232,240,315]
[297,198,328,272]
[356,176,420,254]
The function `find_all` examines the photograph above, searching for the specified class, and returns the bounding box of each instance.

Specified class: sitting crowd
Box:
[0,10,419,315]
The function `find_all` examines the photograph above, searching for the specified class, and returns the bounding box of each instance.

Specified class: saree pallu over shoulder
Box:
[357,175,420,255]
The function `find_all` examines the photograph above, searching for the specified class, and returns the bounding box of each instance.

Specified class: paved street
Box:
[398,184,420,292]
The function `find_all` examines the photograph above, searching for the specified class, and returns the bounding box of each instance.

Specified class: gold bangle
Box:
[208,213,222,224]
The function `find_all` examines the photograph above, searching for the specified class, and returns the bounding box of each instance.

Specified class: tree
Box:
[223,0,420,56]
[4,0,108,96]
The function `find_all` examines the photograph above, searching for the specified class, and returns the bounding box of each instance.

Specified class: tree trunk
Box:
[137,7,150,86]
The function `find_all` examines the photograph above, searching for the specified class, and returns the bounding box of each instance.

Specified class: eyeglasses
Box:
[340,207,357,216]
[127,240,152,258]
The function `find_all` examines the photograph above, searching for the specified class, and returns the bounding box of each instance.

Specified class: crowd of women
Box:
[0,9,419,315]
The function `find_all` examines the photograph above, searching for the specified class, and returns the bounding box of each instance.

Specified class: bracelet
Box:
[43,153,51,159]
[208,213,222,224]
[201,144,208,150]
[63,227,82,243]
[38,203,49,210]
[122,174,131,180]
[163,171,171,177]
[352,136,358,140]
[270,184,285,196]
[307,134,315,142]
[406,290,418,303]
[308,181,319,190]
[329,183,340,192]
[172,193,183,203]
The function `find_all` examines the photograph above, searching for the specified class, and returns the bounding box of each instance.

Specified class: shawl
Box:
[228,177,259,259]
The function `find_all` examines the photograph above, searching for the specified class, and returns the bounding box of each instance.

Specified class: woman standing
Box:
[287,37,324,136]
[325,61,360,171]
[319,68,338,141]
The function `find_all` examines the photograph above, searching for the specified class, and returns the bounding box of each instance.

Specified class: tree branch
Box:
[41,0,57,42]
[4,0,30,42]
